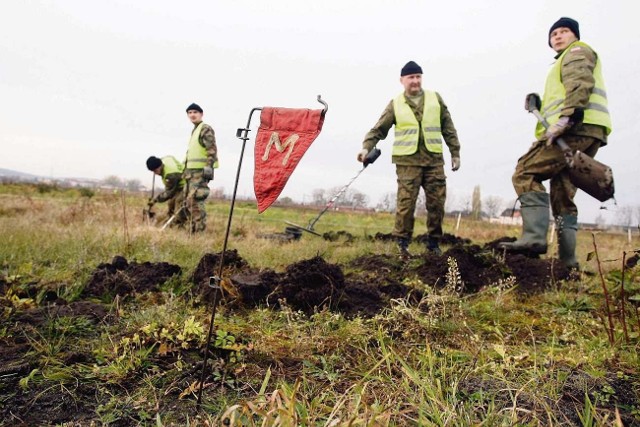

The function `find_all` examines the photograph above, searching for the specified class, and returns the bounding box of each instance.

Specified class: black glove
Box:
[147,199,155,208]
[202,166,214,180]
[525,93,541,111]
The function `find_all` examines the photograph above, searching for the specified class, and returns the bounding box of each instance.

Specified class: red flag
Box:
[254,107,325,213]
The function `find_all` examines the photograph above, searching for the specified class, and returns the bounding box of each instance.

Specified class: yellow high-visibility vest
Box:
[536,41,612,139]
[186,122,219,169]
[161,155,185,187]
[393,90,443,155]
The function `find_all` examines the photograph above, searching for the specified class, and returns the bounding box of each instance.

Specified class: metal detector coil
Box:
[285,148,382,236]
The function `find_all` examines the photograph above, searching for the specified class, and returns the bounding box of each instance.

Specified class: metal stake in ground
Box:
[142,172,156,223]
[285,148,381,236]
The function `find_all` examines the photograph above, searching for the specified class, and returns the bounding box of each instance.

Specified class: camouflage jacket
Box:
[362,91,460,166]
[555,43,608,144]
[189,122,218,169]
[154,172,184,203]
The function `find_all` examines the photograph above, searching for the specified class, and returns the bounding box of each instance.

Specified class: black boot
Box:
[426,237,442,255]
[499,192,550,255]
[397,237,411,259]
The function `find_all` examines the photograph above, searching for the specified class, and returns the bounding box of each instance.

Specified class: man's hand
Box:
[451,157,460,172]
[147,199,155,208]
[544,116,572,146]
[202,166,214,180]
[451,157,461,171]
[356,149,369,163]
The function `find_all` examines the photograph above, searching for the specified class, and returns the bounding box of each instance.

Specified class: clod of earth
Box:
[82,255,181,298]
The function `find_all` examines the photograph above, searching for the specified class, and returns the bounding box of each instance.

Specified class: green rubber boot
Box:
[557,214,579,269]
[499,192,550,255]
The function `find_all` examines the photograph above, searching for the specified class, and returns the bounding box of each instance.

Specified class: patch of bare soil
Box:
[82,255,181,298]
[14,300,110,326]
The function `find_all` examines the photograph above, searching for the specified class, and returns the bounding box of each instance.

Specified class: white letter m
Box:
[262,132,300,166]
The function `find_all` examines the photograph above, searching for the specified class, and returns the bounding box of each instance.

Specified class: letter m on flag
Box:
[254,107,325,213]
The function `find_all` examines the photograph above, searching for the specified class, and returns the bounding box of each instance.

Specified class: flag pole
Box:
[196,96,328,407]
[196,107,262,408]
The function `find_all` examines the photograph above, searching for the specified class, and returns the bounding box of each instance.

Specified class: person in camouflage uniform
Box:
[358,61,461,256]
[183,103,219,233]
[145,155,186,224]
[500,17,612,269]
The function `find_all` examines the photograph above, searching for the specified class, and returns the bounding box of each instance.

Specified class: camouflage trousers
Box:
[512,135,601,216]
[393,164,446,240]
[183,169,211,233]
[163,191,186,227]
[166,191,185,218]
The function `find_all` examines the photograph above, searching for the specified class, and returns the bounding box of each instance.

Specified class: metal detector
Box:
[525,94,614,202]
[285,147,382,236]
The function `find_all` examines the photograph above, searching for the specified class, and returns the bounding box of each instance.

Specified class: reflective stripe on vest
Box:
[535,41,612,139]
[186,122,219,169]
[393,91,443,155]
[161,155,186,187]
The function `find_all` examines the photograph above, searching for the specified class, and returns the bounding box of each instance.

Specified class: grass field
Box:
[1,184,639,426]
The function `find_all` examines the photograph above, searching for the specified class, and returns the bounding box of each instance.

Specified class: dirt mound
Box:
[231,257,347,315]
[191,249,248,287]
[481,238,572,292]
[280,256,345,313]
[322,230,355,243]
[373,232,396,242]
[82,256,181,298]
[231,255,422,317]
[415,232,472,246]
[415,245,506,292]
[372,232,470,246]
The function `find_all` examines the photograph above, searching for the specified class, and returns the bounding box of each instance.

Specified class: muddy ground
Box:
[1,233,636,425]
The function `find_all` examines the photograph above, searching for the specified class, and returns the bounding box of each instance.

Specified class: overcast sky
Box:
[1,0,638,224]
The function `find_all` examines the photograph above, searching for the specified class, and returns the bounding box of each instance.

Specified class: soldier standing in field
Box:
[500,17,612,269]
[183,103,219,233]
[145,155,186,225]
[358,61,461,257]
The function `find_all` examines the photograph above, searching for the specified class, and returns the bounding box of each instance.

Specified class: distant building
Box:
[489,208,523,225]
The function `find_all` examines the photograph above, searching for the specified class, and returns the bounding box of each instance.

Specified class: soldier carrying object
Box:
[358,60,461,257]
[499,17,612,270]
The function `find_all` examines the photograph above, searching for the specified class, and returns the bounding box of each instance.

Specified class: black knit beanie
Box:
[400,61,423,76]
[549,17,580,47]
[146,156,162,171]
[186,103,203,113]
